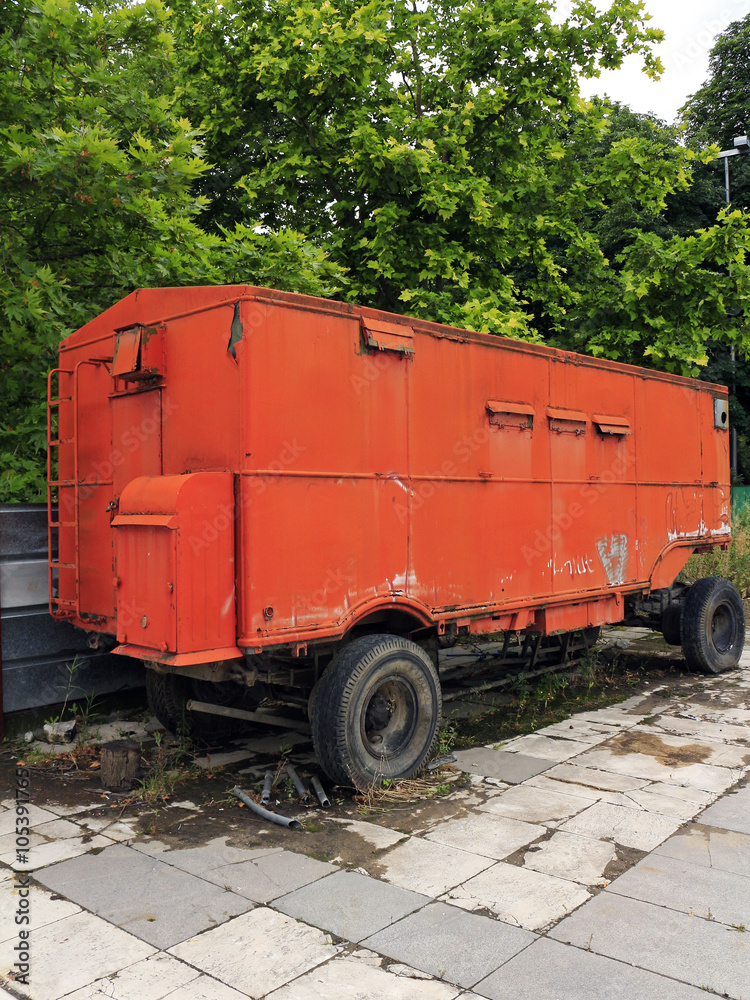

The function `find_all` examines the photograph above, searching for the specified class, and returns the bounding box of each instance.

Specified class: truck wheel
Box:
[310,634,442,789]
[146,671,249,742]
[681,577,745,674]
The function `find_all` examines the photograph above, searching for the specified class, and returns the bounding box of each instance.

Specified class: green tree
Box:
[169,0,750,372]
[0,0,344,501]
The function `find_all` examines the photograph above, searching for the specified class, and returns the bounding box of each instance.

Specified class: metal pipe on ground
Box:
[286,764,309,801]
[231,786,300,829]
[260,770,274,806]
[311,775,330,808]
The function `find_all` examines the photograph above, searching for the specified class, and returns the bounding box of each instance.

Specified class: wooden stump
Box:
[100,740,140,790]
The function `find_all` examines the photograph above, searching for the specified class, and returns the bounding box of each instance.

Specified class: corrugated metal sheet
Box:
[0,503,144,714]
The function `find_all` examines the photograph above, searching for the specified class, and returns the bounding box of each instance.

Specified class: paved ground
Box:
[2,629,750,999]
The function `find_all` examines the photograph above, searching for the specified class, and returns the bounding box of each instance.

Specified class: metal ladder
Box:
[46,359,109,619]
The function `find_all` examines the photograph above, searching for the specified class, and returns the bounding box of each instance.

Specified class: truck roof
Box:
[60,284,727,395]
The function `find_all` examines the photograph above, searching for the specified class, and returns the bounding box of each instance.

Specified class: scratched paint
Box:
[596,534,629,586]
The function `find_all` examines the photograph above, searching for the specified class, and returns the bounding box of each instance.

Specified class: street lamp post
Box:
[716,137,747,480]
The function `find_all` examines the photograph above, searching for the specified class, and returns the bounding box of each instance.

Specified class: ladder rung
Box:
[49,521,76,528]
[48,480,75,487]
[49,396,73,406]
[48,439,73,447]
[49,561,76,570]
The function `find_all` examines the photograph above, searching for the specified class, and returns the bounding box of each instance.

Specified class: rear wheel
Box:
[146,670,251,742]
[310,633,442,789]
[681,576,745,674]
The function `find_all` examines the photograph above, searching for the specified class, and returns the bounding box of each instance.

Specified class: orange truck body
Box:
[48,285,731,664]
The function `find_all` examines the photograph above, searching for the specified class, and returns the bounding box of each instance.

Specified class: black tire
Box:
[661,602,682,646]
[310,634,442,789]
[146,670,250,742]
[681,576,745,675]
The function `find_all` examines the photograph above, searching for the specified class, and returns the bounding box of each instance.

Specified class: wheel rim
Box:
[361,673,418,761]
[710,601,738,653]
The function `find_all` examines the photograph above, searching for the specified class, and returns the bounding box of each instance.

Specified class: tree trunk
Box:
[100,740,140,790]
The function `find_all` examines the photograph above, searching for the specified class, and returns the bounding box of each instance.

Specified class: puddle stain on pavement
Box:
[604,731,711,767]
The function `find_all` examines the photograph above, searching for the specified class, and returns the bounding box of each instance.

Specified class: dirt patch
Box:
[605,731,711,767]
[602,844,647,882]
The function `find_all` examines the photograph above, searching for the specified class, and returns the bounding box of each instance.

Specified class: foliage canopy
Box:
[3,0,750,498]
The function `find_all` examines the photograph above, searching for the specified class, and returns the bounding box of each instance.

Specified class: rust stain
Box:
[605,731,711,767]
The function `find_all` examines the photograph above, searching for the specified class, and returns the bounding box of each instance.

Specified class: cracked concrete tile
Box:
[169,908,338,998]
[523,831,616,886]
[265,955,461,999]
[60,952,199,1000]
[425,812,544,860]
[363,901,534,988]
[607,851,750,925]
[478,784,593,825]
[535,719,619,745]
[617,785,715,821]
[655,824,750,877]
[559,800,680,851]
[549,891,750,998]
[497,734,591,763]
[474,935,710,1000]
[205,850,337,902]
[273,870,429,943]
[0,908,154,1000]
[443,861,590,931]
[540,763,648,792]
[377,836,494,897]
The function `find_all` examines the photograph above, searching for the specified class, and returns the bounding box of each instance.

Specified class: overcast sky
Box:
[557,0,750,125]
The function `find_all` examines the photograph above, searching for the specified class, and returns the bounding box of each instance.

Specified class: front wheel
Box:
[681,576,745,675]
[310,633,442,790]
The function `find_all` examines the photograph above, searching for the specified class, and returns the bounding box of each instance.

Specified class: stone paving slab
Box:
[549,891,750,997]
[424,812,544,860]
[451,748,554,783]
[697,784,750,834]
[534,718,618,745]
[274,870,430,942]
[523,831,616,886]
[169,908,339,998]
[654,824,750,876]
[0,833,114,872]
[61,952,200,1000]
[204,849,337,902]
[443,861,591,930]
[0,884,79,943]
[327,818,406,850]
[132,837,283,875]
[265,955,461,1000]
[0,908,155,1000]
[620,783,716,820]
[607,851,750,925]
[376,835,494,897]
[478,783,593,825]
[498,734,592,762]
[474,936,711,1000]
[363,901,535,988]
[559,800,681,851]
[538,762,648,792]
[35,843,252,949]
